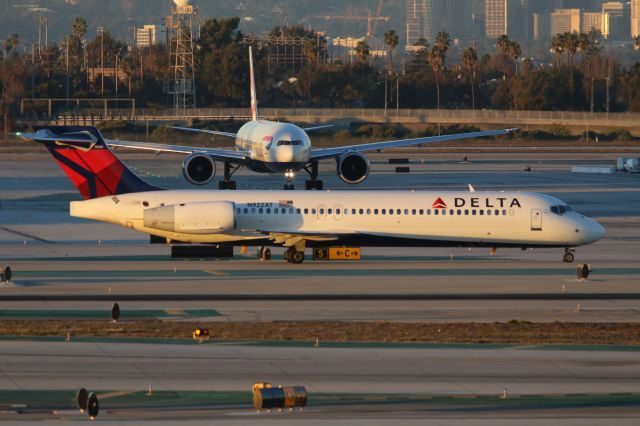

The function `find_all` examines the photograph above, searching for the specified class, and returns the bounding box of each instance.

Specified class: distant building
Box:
[405,0,473,48]
[602,2,630,40]
[582,12,607,37]
[550,8,580,36]
[484,0,528,40]
[632,0,640,38]
[136,25,159,47]
[533,12,551,41]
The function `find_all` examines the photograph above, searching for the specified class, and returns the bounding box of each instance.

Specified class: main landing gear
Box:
[284,247,305,264]
[218,162,240,190]
[258,247,271,261]
[304,161,323,190]
[563,248,575,263]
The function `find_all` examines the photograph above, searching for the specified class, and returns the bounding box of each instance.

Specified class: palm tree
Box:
[383,29,399,74]
[428,46,445,109]
[72,17,88,40]
[496,34,511,76]
[550,34,564,68]
[355,40,370,65]
[2,34,19,57]
[435,31,451,53]
[461,47,478,109]
[508,41,521,75]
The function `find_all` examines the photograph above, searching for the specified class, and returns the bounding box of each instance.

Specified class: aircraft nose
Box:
[274,146,294,162]
[581,217,605,244]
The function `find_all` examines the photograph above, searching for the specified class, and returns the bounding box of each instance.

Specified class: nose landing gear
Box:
[304,161,323,190]
[563,248,575,263]
[258,247,271,261]
[284,170,295,190]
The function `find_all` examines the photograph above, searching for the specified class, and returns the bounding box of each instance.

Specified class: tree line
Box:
[4,17,640,134]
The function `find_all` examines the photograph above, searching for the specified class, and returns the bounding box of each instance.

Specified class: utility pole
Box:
[384,72,388,112]
[396,73,399,111]
[97,26,104,97]
[65,38,70,108]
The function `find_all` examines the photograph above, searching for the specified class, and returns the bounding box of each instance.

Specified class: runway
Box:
[1,152,640,423]
[0,340,639,423]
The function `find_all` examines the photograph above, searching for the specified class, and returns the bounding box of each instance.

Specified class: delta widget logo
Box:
[432,198,447,209]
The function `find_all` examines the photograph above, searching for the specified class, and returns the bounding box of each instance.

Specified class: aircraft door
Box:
[531,209,542,231]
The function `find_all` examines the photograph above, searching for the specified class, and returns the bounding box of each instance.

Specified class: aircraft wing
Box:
[302,124,334,132]
[105,139,250,163]
[309,128,516,161]
[167,126,237,138]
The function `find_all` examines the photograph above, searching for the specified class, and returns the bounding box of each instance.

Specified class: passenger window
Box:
[328,208,333,215]
[336,209,341,214]
[274,209,278,214]
[388,209,393,215]
[312,208,317,214]
[382,209,387,215]
[434,209,439,215]
[281,208,286,214]
[465,209,469,215]
[480,210,484,216]
[404,209,409,215]
[244,208,249,214]
[442,210,447,215]
[419,209,424,215]
[487,210,492,216]
[449,210,454,215]
[472,210,476,215]
[296,209,301,214]
[289,208,294,214]
[374,209,379,215]
[502,209,507,215]
[397,209,402,215]
[495,209,499,216]
[320,208,325,214]
[266,208,271,214]
[412,209,416,215]
[427,209,432,215]
[237,208,241,214]
[304,208,309,214]
[457,210,462,215]
[259,208,263,214]
[352,209,357,215]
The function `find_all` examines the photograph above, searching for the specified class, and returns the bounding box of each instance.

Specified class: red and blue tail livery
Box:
[22,126,160,200]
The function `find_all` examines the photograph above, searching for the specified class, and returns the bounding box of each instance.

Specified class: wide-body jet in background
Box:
[93,47,515,190]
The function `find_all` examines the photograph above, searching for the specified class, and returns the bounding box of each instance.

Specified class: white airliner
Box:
[22,126,605,264]
[104,47,516,190]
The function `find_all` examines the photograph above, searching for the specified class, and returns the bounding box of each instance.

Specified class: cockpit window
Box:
[276,140,302,146]
[550,205,572,215]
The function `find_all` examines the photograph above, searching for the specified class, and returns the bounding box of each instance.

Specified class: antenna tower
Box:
[166,0,197,111]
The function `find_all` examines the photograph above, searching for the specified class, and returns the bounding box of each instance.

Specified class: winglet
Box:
[249,46,258,121]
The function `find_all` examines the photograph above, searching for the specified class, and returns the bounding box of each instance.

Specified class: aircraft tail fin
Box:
[249,46,258,121]
[22,126,161,200]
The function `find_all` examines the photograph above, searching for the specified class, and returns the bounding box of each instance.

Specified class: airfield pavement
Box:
[0,149,639,423]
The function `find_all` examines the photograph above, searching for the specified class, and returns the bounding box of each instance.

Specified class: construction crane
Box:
[312,9,390,38]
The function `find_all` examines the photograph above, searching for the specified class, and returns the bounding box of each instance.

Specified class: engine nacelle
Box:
[336,152,370,184]
[183,153,216,185]
[143,201,235,234]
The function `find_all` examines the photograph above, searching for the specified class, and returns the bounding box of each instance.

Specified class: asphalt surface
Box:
[1,151,640,423]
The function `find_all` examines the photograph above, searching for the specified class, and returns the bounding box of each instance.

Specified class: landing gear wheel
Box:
[563,252,575,263]
[284,248,305,264]
[291,251,305,264]
[259,247,271,261]
[305,180,323,190]
[218,180,237,190]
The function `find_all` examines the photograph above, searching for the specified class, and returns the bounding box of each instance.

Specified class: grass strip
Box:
[1,320,640,346]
